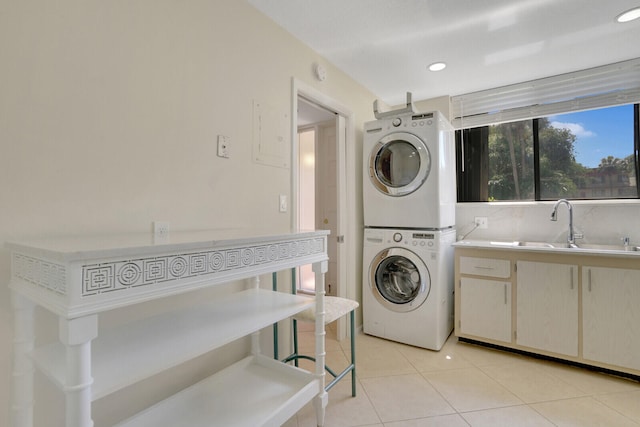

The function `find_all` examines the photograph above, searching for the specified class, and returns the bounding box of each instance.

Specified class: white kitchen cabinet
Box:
[516,261,578,356]
[7,230,330,427]
[582,266,640,371]
[460,277,512,343]
[457,256,512,343]
[454,243,640,378]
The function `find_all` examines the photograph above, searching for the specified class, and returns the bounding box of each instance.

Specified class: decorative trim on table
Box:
[81,237,325,297]
[13,254,67,295]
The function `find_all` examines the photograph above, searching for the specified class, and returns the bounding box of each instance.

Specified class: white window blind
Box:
[451,58,640,129]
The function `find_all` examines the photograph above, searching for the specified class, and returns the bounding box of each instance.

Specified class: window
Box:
[457,104,640,201]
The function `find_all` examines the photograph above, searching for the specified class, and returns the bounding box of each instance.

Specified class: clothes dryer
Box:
[363,110,455,229]
[362,227,455,350]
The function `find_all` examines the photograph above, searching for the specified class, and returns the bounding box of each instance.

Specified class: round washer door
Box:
[370,247,431,313]
[369,132,431,196]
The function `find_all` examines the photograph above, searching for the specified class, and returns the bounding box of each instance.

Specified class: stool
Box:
[283,296,359,397]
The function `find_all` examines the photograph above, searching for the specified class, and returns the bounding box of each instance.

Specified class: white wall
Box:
[457,201,640,245]
[387,95,451,120]
[414,96,451,119]
[0,1,376,425]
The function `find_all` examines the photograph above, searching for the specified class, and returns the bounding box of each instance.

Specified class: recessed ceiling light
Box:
[428,62,446,72]
[616,7,640,23]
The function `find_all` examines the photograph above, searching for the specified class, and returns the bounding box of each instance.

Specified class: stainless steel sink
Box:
[577,243,640,252]
[479,240,640,254]
[514,241,556,248]
[507,241,639,252]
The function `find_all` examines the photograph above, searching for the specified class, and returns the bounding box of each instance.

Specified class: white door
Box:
[315,119,338,296]
[335,114,347,301]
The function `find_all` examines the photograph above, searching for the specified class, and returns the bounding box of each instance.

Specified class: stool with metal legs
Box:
[273,269,358,397]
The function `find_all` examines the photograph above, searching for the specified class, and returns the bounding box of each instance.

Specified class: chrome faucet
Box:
[550,199,579,248]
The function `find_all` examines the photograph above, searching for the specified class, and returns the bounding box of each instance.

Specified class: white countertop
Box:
[5,229,330,262]
[453,239,640,258]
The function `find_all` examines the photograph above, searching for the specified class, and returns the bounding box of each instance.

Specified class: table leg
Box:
[11,293,35,427]
[312,260,327,427]
[59,315,97,427]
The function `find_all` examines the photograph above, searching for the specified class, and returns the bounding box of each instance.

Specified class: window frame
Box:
[456,104,640,202]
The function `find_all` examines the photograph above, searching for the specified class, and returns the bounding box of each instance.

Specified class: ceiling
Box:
[298,97,335,126]
[248,0,640,106]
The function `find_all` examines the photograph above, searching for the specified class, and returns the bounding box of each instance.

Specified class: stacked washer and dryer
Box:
[362,94,456,351]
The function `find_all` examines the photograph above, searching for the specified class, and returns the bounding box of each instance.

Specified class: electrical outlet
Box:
[217,135,230,158]
[474,216,488,229]
[279,195,287,212]
[153,221,170,237]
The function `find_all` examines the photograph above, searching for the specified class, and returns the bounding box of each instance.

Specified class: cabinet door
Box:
[516,261,578,356]
[583,267,640,371]
[460,277,511,343]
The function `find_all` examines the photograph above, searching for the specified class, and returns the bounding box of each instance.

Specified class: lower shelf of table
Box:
[115,354,320,427]
[30,288,315,400]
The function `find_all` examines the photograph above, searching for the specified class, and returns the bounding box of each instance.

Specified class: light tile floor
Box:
[283,322,640,427]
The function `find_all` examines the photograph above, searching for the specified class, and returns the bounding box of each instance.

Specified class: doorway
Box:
[292,79,356,340]
[297,100,337,295]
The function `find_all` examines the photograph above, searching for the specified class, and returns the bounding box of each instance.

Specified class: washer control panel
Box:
[385,230,437,249]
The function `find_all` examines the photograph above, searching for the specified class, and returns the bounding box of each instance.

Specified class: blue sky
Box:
[548,104,635,168]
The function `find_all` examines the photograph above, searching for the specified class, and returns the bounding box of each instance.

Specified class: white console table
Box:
[7,229,329,427]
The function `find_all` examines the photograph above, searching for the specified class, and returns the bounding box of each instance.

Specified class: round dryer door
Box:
[370,247,431,313]
[369,132,431,196]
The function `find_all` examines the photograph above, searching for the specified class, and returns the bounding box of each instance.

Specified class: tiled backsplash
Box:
[456,201,640,246]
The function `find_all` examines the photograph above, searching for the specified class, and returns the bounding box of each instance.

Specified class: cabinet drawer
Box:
[460,256,511,278]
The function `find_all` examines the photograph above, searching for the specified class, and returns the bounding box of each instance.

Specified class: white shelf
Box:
[10,230,328,426]
[31,289,314,400]
[115,355,319,427]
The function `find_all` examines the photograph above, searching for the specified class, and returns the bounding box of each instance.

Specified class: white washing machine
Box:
[363,110,456,229]
[362,227,455,350]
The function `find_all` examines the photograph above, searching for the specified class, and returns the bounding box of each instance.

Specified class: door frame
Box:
[291,78,357,339]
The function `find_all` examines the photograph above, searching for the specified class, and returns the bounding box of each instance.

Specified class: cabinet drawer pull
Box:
[504,284,507,305]
[570,267,574,290]
[474,266,494,270]
[588,269,592,292]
